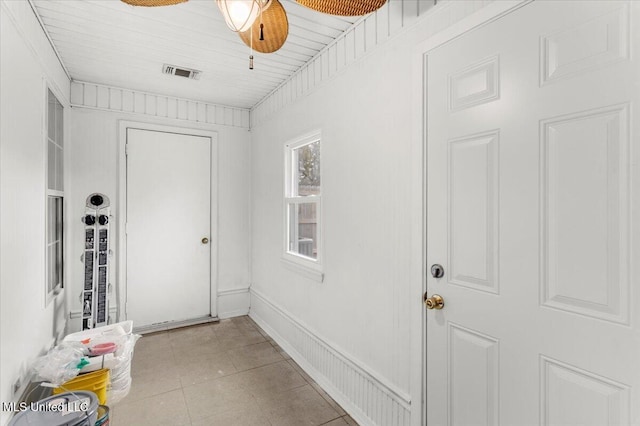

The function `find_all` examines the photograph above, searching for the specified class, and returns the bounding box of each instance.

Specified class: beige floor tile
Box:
[177,351,238,386]
[230,316,259,330]
[321,418,350,426]
[111,388,190,426]
[136,331,171,346]
[251,322,272,338]
[216,332,267,350]
[171,335,227,360]
[227,341,284,371]
[214,321,263,338]
[204,360,307,397]
[169,323,217,338]
[182,375,256,421]
[242,360,308,394]
[287,359,315,384]
[310,382,347,416]
[124,367,182,403]
[132,333,173,361]
[211,318,241,332]
[121,317,356,426]
[131,349,177,378]
[169,325,219,352]
[270,342,292,360]
[256,384,341,426]
[190,403,272,426]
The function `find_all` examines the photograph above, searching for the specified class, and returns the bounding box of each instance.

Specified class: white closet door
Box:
[126,128,211,329]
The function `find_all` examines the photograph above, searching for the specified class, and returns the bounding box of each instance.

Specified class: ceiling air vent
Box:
[162,64,201,80]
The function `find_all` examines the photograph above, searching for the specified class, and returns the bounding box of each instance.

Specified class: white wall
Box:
[249,1,496,425]
[66,107,252,329]
[0,1,71,425]
[250,25,415,418]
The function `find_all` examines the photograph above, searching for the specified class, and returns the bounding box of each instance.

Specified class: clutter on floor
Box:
[8,320,139,426]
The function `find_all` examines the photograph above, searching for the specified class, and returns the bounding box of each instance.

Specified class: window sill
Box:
[280,257,324,283]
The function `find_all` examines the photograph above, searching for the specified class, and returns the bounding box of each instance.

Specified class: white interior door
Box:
[426,1,639,424]
[126,128,212,329]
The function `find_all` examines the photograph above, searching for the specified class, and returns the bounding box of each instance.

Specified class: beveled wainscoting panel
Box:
[448,130,500,294]
[448,323,499,426]
[448,55,500,112]
[250,289,410,426]
[540,4,629,85]
[540,104,630,324]
[70,81,250,129]
[540,356,629,425]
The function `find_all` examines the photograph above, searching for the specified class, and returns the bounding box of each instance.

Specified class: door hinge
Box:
[125,143,128,156]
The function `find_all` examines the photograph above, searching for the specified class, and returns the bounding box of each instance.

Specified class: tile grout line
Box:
[123,317,357,425]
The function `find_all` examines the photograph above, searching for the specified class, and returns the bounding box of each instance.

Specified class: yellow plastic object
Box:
[53,368,110,405]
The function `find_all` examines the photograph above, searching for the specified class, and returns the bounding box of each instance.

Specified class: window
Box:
[284,131,322,274]
[46,89,64,303]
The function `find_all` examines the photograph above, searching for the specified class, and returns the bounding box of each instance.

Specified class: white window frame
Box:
[45,85,64,306]
[282,130,323,282]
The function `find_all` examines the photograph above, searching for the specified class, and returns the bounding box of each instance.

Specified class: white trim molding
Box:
[71,81,251,129]
[116,120,220,323]
[250,288,411,426]
[218,288,251,319]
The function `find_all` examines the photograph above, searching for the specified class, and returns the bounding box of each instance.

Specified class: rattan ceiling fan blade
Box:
[239,0,289,53]
[121,0,187,6]
[295,0,386,16]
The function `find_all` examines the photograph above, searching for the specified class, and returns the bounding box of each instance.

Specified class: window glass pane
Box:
[288,203,297,252]
[295,141,320,196]
[288,202,317,260]
[55,100,63,147]
[47,245,55,293]
[48,142,56,191]
[47,90,55,139]
[55,241,63,288]
[55,197,63,241]
[47,197,55,243]
[47,196,63,294]
[56,146,64,191]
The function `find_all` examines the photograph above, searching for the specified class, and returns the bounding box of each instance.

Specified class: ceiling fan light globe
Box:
[216,0,261,32]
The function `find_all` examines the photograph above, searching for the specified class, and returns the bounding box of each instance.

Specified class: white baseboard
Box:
[69,290,251,326]
[218,288,250,319]
[249,289,411,426]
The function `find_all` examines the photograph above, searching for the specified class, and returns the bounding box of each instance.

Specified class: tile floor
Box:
[111,316,358,426]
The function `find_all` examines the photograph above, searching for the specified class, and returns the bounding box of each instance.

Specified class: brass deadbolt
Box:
[202,237,209,244]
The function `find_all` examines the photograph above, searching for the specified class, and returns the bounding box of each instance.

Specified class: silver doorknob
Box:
[201,237,209,244]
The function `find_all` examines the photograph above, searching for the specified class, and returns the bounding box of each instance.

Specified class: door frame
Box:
[409,1,532,425]
[117,120,219,327]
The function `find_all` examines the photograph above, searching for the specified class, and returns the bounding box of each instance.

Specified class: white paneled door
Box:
[126,129,212,329]
[425,1,638,425]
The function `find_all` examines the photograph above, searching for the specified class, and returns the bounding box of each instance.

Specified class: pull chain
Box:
[249,18,254,70]
[259,3,264,41]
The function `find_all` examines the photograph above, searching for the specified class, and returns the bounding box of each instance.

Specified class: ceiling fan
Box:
[121,0,387,64]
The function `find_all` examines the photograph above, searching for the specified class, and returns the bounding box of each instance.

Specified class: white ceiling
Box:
[32,0,361,109]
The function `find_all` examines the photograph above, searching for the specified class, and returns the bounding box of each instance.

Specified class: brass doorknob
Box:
[424,293,444,310]
[201,237,209,244]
